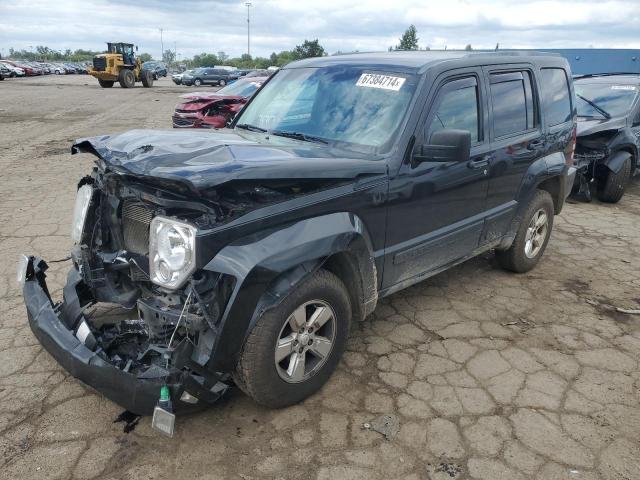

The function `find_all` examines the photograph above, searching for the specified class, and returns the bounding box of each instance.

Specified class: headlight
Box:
[149,216,197,289]
[71,184,93,244]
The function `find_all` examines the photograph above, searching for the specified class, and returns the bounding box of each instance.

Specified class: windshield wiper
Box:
[577,94,611,119]
[236,123,267,132]
[270,130,329,145]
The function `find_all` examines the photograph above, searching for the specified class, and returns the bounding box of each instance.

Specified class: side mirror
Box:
[412,129,471,166]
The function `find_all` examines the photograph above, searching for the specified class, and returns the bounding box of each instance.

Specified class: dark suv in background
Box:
[21,51,576,421]
[573,74,640,203]
[182,68,233,87]
[142,61,168,80]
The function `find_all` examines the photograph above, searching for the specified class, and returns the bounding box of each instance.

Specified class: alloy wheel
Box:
[524,208,548,258]
[274,300,336,383]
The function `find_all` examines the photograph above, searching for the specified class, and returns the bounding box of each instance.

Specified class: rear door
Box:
[383,69,491,289]
[481,65,543,244]
[204,69,217,84]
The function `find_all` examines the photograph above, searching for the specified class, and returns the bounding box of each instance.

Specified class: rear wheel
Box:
[141,70,154,88]
[98,79,114,88]
[219,79,226,87]
[496,190,554,273]
[118,69,135,88]
[234,269,351,408]
[596,156,631,203]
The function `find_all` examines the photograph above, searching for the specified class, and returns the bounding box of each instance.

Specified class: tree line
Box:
[3,39,327,69]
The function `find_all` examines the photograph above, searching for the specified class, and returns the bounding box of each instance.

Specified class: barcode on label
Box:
[356,73,406,91]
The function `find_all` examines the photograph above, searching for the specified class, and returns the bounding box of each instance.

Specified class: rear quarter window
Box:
[540,68,572,126]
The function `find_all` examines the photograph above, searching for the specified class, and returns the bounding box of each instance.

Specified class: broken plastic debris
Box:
[362,414,400,440]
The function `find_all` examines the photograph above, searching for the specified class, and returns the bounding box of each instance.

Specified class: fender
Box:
[498,152,566,250]
[203,212,377,372]
[604,150,632,174]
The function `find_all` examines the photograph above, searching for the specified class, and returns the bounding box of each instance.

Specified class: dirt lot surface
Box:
[1,74,640,480]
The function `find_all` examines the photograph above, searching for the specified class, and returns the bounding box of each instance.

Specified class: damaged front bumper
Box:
[22,257,228,416]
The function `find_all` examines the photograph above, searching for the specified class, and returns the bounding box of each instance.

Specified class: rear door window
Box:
[540,68,572,126]
[489,71,536,138]
[426,78,480,143]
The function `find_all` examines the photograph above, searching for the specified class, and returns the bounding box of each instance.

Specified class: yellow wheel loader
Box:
[88,42,154,88]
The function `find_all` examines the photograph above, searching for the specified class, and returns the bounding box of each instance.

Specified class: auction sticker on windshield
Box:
[611,85,637,91]
[356,73,406,91]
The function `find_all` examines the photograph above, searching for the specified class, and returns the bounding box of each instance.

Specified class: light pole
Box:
[159,28,164,61]
[245,2,252,58]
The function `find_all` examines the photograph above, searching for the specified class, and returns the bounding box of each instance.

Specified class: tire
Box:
[141,70,154,88]
[118,69,135,88]
[194,78,202,87]
[98,79,114,88]
[219,79,226,87]
[496,190,554,273]
[234,269,351,408]
[596,156,631,203]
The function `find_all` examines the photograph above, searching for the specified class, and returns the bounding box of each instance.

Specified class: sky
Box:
[1,0,640,60]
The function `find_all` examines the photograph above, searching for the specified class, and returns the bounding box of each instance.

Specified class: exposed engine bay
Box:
[72,166,332,383]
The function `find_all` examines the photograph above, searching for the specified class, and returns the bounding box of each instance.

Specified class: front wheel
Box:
[597,157,631,203]
[98,79,114,88]
[118,69,135,88]
[496,190,554,273]
[193,78,202,87]
[234,270,351,408]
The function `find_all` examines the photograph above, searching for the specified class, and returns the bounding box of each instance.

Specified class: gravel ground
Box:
[1,74,640,480]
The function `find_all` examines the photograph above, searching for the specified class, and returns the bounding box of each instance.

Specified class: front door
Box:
[383,71,491,289]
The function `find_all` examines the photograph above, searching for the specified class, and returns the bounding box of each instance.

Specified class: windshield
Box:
[575,82,639,118]
[236,67,418,152]
[217,79,263,98]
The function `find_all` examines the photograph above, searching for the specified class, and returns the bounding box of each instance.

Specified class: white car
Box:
[50,64,66,75]
[0,62,25,77]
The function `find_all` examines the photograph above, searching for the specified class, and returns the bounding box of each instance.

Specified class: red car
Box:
[2,60,37,76]
[172,77,266,128]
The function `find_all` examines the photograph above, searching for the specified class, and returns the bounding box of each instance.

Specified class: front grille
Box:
[93,57,106,71]
[172,116,196,127]
[122,201,152,254]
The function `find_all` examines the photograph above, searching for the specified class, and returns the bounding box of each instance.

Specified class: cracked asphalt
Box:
[1,74,640,480]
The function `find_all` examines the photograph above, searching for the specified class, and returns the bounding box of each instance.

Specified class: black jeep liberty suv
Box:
[21,51,577,415]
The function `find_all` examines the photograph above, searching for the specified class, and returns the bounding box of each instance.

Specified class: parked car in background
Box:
[22,51,577,419]
[0,64,7,80]
[142,61,168,79]
[181,67,233,86]
[573,73,640,203]
[26,62,44,75]
[0,61,25,77]
[172,76,267,128]
[172,70,190,85]
[63,63,78,73]
[3,61,37,76]
[51,63,67,74]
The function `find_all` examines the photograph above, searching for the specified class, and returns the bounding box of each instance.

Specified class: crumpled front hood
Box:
[176,95,244,113]
[577,116,626,137]
[72,129,385,194]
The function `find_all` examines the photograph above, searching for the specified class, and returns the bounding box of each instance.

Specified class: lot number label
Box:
[356,73,406,91]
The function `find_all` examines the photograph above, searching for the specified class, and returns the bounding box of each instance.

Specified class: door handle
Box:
[467,156,491,169]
